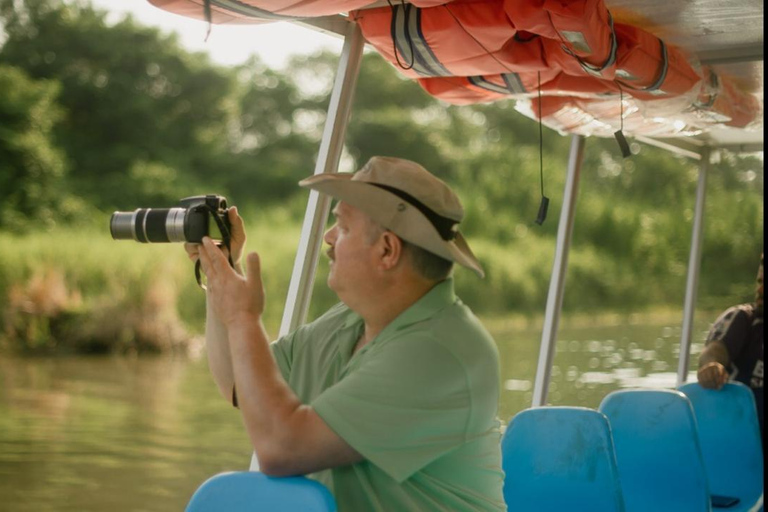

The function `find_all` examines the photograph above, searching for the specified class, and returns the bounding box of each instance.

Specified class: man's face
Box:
[323,202,381,303]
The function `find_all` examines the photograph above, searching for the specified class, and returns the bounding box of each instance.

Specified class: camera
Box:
[110,195,231,244]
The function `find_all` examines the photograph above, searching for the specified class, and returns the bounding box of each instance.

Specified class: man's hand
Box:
[198,236,265,327]
[185,206,247,273]
[697,361,729,390]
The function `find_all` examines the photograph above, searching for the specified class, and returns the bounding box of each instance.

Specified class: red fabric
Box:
[148,0,758,134]
[352,0,550,78]
[418,69,618,105]
[612,23,701,99]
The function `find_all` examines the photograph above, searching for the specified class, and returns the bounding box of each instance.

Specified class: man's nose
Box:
[324,224,337,245]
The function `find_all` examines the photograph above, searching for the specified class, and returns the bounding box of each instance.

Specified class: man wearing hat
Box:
[193,156,506,511]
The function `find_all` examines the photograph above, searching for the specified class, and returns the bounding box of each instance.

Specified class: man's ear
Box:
[379,231,403,270]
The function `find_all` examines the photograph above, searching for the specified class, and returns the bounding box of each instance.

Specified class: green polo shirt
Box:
[271,278,506,512]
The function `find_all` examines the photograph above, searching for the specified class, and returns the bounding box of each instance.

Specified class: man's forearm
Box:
[205,291,237,404]
[225,314,308,471]
[698,340,731,368]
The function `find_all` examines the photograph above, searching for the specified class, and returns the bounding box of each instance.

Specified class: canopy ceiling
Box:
[296,0,763,155]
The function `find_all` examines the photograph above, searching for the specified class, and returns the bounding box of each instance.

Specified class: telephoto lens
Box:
[110,208,189,243]
[111,195,228,244]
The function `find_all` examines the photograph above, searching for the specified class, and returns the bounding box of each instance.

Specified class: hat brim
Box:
[300,173,485,278]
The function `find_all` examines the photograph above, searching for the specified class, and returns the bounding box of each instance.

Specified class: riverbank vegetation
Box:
[0,0,763,354]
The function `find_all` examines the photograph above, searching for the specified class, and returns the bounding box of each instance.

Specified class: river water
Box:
[0,313,711,511]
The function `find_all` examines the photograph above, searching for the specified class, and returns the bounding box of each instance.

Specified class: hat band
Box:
[371,183,458,241]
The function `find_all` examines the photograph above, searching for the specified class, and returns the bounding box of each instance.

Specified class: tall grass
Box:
[0,205,754,354]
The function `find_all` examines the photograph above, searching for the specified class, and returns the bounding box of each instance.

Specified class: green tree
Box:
[0,64,68,229]
[0,0,236,208]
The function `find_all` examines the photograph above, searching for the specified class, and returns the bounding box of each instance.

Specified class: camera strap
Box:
[195,205,235,291]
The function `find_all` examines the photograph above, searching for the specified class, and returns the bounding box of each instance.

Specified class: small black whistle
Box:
[535,196,550,225]
[614,130,632,158]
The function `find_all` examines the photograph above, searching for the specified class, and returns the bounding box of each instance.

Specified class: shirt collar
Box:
[376,278,457,343]
[340,278,457,338]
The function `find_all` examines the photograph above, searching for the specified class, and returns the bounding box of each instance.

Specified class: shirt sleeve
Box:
[311,335,474,483]
[707,306,752,365]
[271,331,298,383]
[271,302,352,384]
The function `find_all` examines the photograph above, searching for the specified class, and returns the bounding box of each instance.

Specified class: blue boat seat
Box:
[679,382,764,511]
[185,471,337,512]
[501,406,625,512]
[599,389,711,512]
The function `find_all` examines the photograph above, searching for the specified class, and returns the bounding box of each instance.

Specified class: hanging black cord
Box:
[535,71,550,225]
[614,83,631,158]
[387,0,415,70]
[440,7,549,224]
[203,0,213,42]
[538,72,544,198]
[619,84,624,132]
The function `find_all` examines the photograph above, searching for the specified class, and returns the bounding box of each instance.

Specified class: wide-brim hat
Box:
[299,156,484,278]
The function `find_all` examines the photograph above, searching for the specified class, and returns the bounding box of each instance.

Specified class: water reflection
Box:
[0,356,251,512]
[0,313,713,511]
[496,315,711,422]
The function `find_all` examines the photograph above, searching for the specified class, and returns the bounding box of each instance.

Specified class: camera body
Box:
[110,195,231,244]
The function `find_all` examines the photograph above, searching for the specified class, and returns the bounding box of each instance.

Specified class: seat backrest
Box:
[599,389,711,512]
[501,406,625,512]
[679,381,764,508]
[185,471,337,512]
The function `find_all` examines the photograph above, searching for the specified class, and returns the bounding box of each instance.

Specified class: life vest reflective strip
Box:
[353,0,551,78]
[419,69,618,104]
[505,0,617,78]
[409,0,461,6]
[694,67,761,128]
[418,75,509,104]
[148,0,265,24]
[208,0,300,21]
[149,0,379,22]
[469,75,514,95]
[390,3,452,77]
[418,70,557,104]
[610,23,701,99]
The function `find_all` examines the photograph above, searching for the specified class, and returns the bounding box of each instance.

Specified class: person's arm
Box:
[697,339,730,389]
[198,237,363,476]
[697,306,752,390]
[185,207,246,406]
[204,289,237,404]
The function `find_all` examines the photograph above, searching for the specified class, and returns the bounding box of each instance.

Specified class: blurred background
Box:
[0,1,763,510]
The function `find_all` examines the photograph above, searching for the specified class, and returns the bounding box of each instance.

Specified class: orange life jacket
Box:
[352,0,551,78]
[147,0,759,134]
[418,70,618,104]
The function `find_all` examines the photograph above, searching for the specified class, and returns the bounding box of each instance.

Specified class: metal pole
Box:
[277,21,365,338]
[677,147,711,386]
[532,135,586,407]
[251,22,364,472]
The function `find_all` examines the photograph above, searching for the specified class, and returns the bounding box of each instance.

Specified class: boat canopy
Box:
[149,0,763,153]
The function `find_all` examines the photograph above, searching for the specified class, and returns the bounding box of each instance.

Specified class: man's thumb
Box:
[246,252,262,286]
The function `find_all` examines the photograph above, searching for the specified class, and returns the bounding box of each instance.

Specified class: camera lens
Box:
[110,208,188,243]
[110,211,139,241]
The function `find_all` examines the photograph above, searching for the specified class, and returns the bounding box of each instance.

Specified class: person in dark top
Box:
[697,253,764,444]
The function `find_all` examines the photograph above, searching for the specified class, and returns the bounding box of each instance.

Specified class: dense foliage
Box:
[0,0,763,352]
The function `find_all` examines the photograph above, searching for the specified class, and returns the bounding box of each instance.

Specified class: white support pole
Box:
[250,22,364,472]
[677,147,711,386]
[277,21,365,339]
[532,135,586,407]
